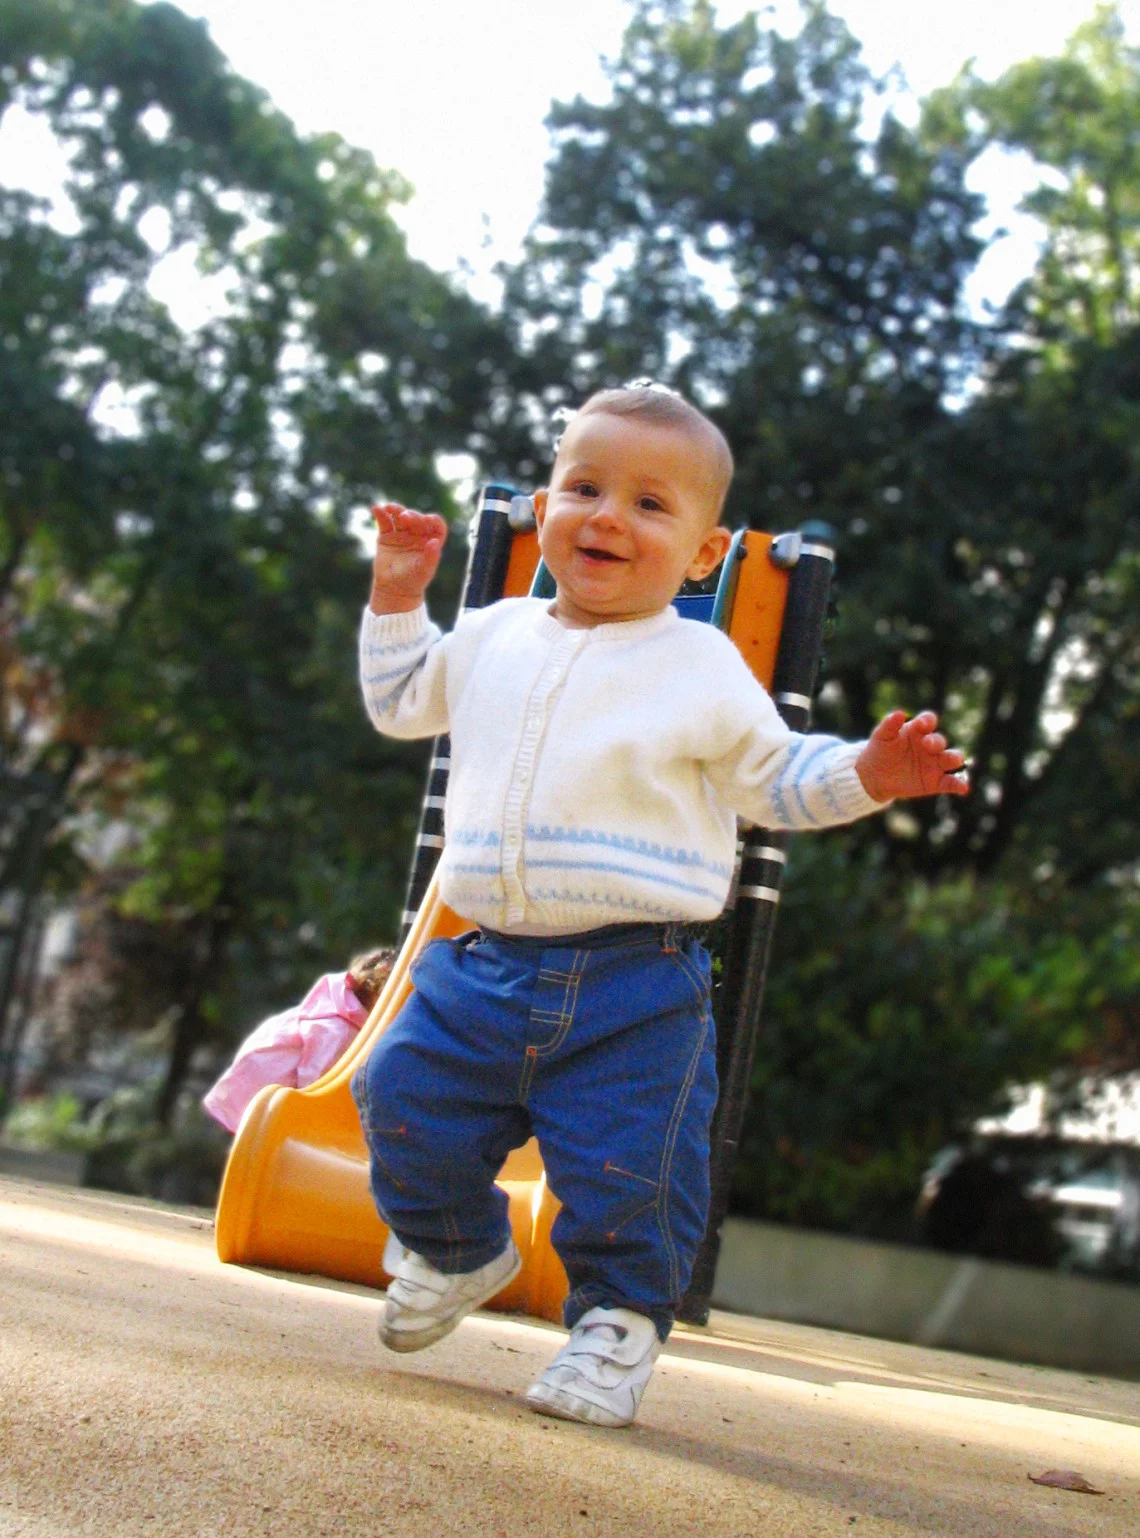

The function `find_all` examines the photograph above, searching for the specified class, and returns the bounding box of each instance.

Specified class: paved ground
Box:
[2,1175,1138,1538]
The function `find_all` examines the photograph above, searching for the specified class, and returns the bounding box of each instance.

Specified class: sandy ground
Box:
[1,1175,1138,1538]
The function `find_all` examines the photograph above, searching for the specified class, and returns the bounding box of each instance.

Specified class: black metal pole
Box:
[678,524,837,1324]
[396,485,522,943]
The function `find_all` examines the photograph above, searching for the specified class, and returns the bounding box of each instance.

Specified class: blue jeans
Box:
[351,924,717,1340]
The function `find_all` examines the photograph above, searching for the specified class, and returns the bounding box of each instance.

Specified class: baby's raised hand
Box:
[855,711,970,803]
[368,503,448,614]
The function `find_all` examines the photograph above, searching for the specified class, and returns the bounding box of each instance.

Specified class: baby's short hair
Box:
[576,384,734,517]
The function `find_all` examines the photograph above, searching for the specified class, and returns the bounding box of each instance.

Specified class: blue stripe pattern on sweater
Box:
[524,824,731,878]
[525,858,722,901]
[771,736,848,828]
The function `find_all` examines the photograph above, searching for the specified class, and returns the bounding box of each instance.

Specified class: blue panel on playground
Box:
[672,593,716,623]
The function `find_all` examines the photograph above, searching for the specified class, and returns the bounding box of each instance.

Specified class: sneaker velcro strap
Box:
[572,1307,659,1365]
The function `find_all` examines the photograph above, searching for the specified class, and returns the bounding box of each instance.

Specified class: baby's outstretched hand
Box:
[855,711,970,803]
[368,503,448,614]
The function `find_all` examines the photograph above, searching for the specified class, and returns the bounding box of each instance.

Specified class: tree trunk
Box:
[0,900,46,1104]
[154,906,231,1127]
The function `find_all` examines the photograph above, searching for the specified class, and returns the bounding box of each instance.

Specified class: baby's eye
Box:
[638,495,666,513]
[572,481,599,498]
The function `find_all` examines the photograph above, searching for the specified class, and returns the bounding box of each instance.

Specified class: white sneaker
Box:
[525,1307,661,1428]
[379,1232,521,1353]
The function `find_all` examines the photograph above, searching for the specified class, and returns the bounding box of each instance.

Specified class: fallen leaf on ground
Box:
[1028,1469,1104,1494]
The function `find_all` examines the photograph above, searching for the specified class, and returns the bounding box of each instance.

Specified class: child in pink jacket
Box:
[204,948,394,1134]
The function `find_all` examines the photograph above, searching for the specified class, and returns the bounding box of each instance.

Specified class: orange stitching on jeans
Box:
[603,1160,657,1188]
[366,1147,407,1193]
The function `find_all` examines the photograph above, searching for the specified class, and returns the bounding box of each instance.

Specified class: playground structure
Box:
[214,485,837,1326]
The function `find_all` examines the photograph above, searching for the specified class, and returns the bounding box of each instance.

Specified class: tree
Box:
[0,0,524,1116]
[504,2,985,480]
[500,0,1140,1237]
[925,3,1140,348]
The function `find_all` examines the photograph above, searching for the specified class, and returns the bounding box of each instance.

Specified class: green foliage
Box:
[2,1089,91,1150]
[923,4,1140,345]
[736,840,1140,1236]
[501,0,1140,890]
[893,4,1140,887]
[3,0,1138,1244]
[81,1085,228,1207]
[499,0,1140,1235]
[2,1085,229,1206]
[0,0,523,1112]
[502,0,986,508]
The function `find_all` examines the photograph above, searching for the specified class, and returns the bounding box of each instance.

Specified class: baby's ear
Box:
[687,524,732,581]
[532,488,548,529]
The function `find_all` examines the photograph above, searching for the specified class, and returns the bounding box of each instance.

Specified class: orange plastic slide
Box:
[214,529,788,1324]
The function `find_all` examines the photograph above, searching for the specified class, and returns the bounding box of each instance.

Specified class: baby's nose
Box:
[587,495,624,526]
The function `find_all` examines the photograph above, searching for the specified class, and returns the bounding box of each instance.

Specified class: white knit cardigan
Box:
[361,597,883,935]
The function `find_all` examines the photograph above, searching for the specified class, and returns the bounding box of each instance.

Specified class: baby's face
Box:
[534,412,731,628]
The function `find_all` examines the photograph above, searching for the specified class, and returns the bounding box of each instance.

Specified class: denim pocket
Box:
[665,942,713,1016]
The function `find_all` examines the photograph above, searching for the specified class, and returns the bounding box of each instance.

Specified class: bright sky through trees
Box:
[168,0,1140,310]
[2,1,1137,318]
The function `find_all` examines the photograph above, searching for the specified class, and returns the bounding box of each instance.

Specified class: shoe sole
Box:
[378,1244,523,1354]
[524,1382,632,1428]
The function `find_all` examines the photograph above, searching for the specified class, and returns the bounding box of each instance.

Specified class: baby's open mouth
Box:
[579,547,623,562]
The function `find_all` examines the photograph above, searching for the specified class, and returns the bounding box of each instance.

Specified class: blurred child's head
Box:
[533,385,734,628]
[346,947,396,1012]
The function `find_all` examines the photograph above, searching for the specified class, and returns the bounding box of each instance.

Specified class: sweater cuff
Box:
[827,742,892,821]
[360,603,431,646]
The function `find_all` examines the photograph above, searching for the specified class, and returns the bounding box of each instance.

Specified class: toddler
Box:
[205,948,394,1134]
[353,385,967,1427]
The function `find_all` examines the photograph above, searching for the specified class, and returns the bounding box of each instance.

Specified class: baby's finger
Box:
[871,710,907,742]
[901,711,938,739]
[392,506,447,540]
[416,511,449,542]
[921,732,948,754]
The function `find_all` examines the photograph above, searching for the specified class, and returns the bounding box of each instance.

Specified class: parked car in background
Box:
[917,1134,1140,1280]
[1045,1146,1140,1274]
